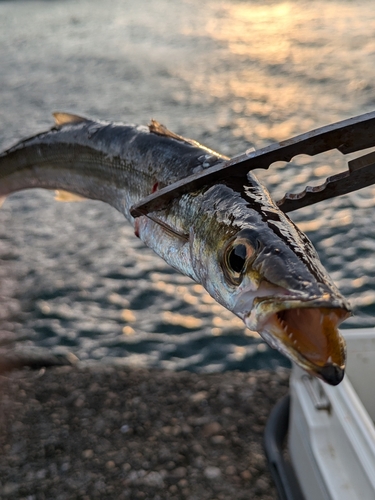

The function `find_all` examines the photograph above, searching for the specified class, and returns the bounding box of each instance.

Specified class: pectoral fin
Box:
[54,190,88,202]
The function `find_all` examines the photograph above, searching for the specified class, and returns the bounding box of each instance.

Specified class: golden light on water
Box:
[147,275,259,337]
[212,317,225,328]
[208,3,294,63]
[162,311,203,329]
[121,309,137,322]
[296,207,353,233]
[352,277,367,289]
[198,1,307,129]
[179,0,373,152]
[122,325,135,336]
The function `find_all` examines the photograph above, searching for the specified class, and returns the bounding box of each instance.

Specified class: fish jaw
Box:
[244,297,350,385]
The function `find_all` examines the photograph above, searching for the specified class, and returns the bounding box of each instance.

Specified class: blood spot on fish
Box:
[151,182,159,193]
[134,218,140,238]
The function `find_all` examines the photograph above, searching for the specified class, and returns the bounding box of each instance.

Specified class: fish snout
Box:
[315,362,345,386]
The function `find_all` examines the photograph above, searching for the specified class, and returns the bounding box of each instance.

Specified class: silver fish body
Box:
[0,113,351,384]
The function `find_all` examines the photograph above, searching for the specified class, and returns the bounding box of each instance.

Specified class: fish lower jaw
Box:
[248,305,350,386]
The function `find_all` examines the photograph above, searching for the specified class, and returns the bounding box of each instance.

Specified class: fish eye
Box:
[223,238,255,286]
[228,244,247,273]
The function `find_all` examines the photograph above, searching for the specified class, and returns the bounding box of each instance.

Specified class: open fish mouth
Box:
[254,303,350,385]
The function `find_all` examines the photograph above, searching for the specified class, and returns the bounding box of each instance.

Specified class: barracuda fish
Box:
[0,112,351,385]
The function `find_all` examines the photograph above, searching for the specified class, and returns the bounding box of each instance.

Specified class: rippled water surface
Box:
[1,0,375,371]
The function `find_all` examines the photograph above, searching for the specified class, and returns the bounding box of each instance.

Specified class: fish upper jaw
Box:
[242,295,351,386]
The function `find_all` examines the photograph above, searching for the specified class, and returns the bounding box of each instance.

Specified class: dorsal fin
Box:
[148,119,198,146]
[52,112,88,126]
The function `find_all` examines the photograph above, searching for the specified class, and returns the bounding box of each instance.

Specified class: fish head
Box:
[222,227,350,385]
[194,181,351,385]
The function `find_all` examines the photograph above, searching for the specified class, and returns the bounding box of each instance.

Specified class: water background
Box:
[1,0,375,372]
